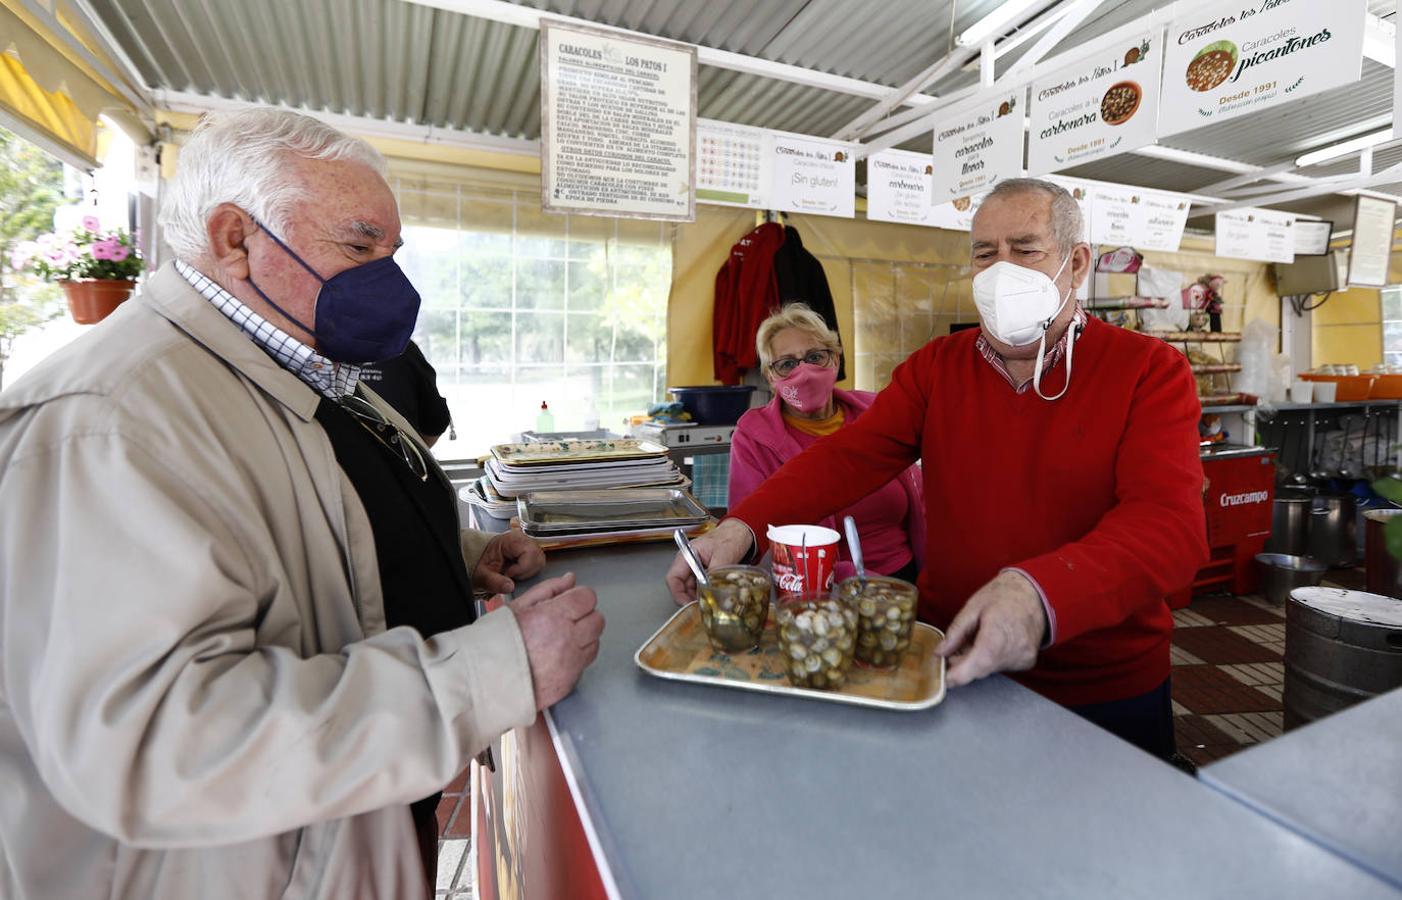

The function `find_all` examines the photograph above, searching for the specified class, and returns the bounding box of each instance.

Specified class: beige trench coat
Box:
[0,264,536,899]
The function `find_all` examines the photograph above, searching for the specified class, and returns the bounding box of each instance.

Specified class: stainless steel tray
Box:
[490,438,669,467]
[517,489,709,534]
[635,602,946,712]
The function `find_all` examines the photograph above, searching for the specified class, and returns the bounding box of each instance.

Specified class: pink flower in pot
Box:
[91,241,113,261]
[108,244,130,263]
[81,215,101,232]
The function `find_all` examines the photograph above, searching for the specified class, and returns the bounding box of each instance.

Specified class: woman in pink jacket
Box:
[729,304,925,583]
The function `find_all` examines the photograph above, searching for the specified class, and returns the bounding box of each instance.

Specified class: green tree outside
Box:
[0,127,66,390]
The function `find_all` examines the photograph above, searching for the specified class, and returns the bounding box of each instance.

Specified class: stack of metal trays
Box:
[484,438,688,498]
[517,489,709,540]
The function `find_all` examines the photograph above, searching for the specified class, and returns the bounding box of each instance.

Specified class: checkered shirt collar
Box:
[175,260,360,400]
[975,305,1087,394]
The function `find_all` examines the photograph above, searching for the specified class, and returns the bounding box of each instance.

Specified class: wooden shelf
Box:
[1156,331,1242,342]
[1192,363,1243,375]
[1085,297,1171,311]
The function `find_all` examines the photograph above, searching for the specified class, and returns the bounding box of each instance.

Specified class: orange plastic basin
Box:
[1369,374,1402,399]
[1299,373,1377,401]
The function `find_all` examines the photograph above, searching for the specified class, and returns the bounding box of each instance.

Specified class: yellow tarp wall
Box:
[669,218,1282,390]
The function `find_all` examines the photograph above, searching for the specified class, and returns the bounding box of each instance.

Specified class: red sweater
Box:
[729,318,1208,706]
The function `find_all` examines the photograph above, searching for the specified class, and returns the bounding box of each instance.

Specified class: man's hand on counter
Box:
[477,529,547,594]
[665,518,754,605]
[512,572,606,710]
[937,571,1048,688]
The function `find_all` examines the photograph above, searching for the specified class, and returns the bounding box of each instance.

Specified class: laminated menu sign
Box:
[930,92,1024,200]
[1027,30,1162,175]
[540,21,697,221]
[866,150,936,226]
[1158,0,1366,137]
[1215,208,1296,262]
[769,134,855,219]
[927,193,984,232]
[1088,183,1191,251]
[1346,194,1396,287]
[697,119,769,209]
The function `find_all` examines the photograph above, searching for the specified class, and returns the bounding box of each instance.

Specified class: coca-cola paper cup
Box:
[767,524,840,598]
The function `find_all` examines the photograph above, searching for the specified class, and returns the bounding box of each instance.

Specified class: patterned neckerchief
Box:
[974,305,1088,394]
[175,260,360,399]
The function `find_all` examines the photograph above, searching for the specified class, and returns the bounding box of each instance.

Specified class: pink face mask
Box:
[774,363,838,412]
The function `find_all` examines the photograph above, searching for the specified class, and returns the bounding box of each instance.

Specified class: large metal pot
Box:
[1364,509,1402,599]
[1285,587,1402,729]
[1308,494,1357,568]
[1266,491,1313,555]
[1255,553,1328,606]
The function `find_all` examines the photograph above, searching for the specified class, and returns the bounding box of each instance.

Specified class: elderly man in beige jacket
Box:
[0,108,604,899]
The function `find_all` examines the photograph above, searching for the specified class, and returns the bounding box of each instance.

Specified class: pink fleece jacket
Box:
[728,389,926,581]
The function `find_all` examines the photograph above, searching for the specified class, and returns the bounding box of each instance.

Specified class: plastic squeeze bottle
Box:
[536,401,555,433]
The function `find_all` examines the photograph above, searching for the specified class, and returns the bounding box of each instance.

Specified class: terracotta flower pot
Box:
[61,279,136,324]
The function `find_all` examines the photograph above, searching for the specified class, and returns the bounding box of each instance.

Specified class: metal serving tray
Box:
[518,489,709,534]
[635,602,946,712]
[490,438,669,467]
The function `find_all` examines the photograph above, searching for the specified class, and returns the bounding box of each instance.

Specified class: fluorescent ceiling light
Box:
[1296,129,1394,168]
[957,0,1050,47]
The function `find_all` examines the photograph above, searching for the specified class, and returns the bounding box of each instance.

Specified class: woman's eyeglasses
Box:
[769,348,836,378]
[337,394,429,482]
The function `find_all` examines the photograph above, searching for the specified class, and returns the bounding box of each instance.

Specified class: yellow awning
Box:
[0,0,145,168]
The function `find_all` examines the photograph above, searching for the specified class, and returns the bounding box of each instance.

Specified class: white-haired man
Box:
[0,108,603,898]
[670,178,1207,764]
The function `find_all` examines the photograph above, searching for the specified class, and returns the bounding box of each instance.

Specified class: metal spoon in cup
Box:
[673,528,708,590]
[843,515,867,590]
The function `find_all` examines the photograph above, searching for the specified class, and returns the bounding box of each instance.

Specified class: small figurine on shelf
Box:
[1181,274,1227,331]
[1198,274,1226,332]
[1198,413,1228,444]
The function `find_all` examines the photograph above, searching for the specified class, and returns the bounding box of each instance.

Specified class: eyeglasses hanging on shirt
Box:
[337,394,429,482]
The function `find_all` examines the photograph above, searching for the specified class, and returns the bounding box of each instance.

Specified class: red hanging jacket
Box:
[713,223,785,384]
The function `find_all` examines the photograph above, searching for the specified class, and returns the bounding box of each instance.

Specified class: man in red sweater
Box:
[669,178,1207,761]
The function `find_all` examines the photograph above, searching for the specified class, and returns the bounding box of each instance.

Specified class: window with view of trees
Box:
[391,181,672,459]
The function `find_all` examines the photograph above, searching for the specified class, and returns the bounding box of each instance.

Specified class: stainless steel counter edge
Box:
[528,544,1402,899]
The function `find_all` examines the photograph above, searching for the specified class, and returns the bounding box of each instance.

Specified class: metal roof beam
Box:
[1001,0,1108,80]
[1195,162,1402,215]
[153,89,542,156]
[1363,13,1395,68]
[830,46,977,141]
[832,0,1094,141]
[402,0,938,105]
[17,0,153,120]
[1196,161,1316,195]
[1130,145,1316,187]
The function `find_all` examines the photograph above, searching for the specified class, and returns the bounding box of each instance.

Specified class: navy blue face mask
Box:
[245,218,421,363]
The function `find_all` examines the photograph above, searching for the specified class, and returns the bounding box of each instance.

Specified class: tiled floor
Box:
[1169,569,1359,766]
[435,768,474,898]
[1171,590,1290,766]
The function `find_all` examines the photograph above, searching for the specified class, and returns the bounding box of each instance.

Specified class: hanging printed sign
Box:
[1215,208,1296,262]
[696,119,770,209]
[930,91,1024,200]
[1084,181,1192,252]
[769,133,856,219]
[1158,0,1366,137]
[927,193,985,232]
[1028,30,1163,174]
[540,21,696,221]
[866,150,937,226]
